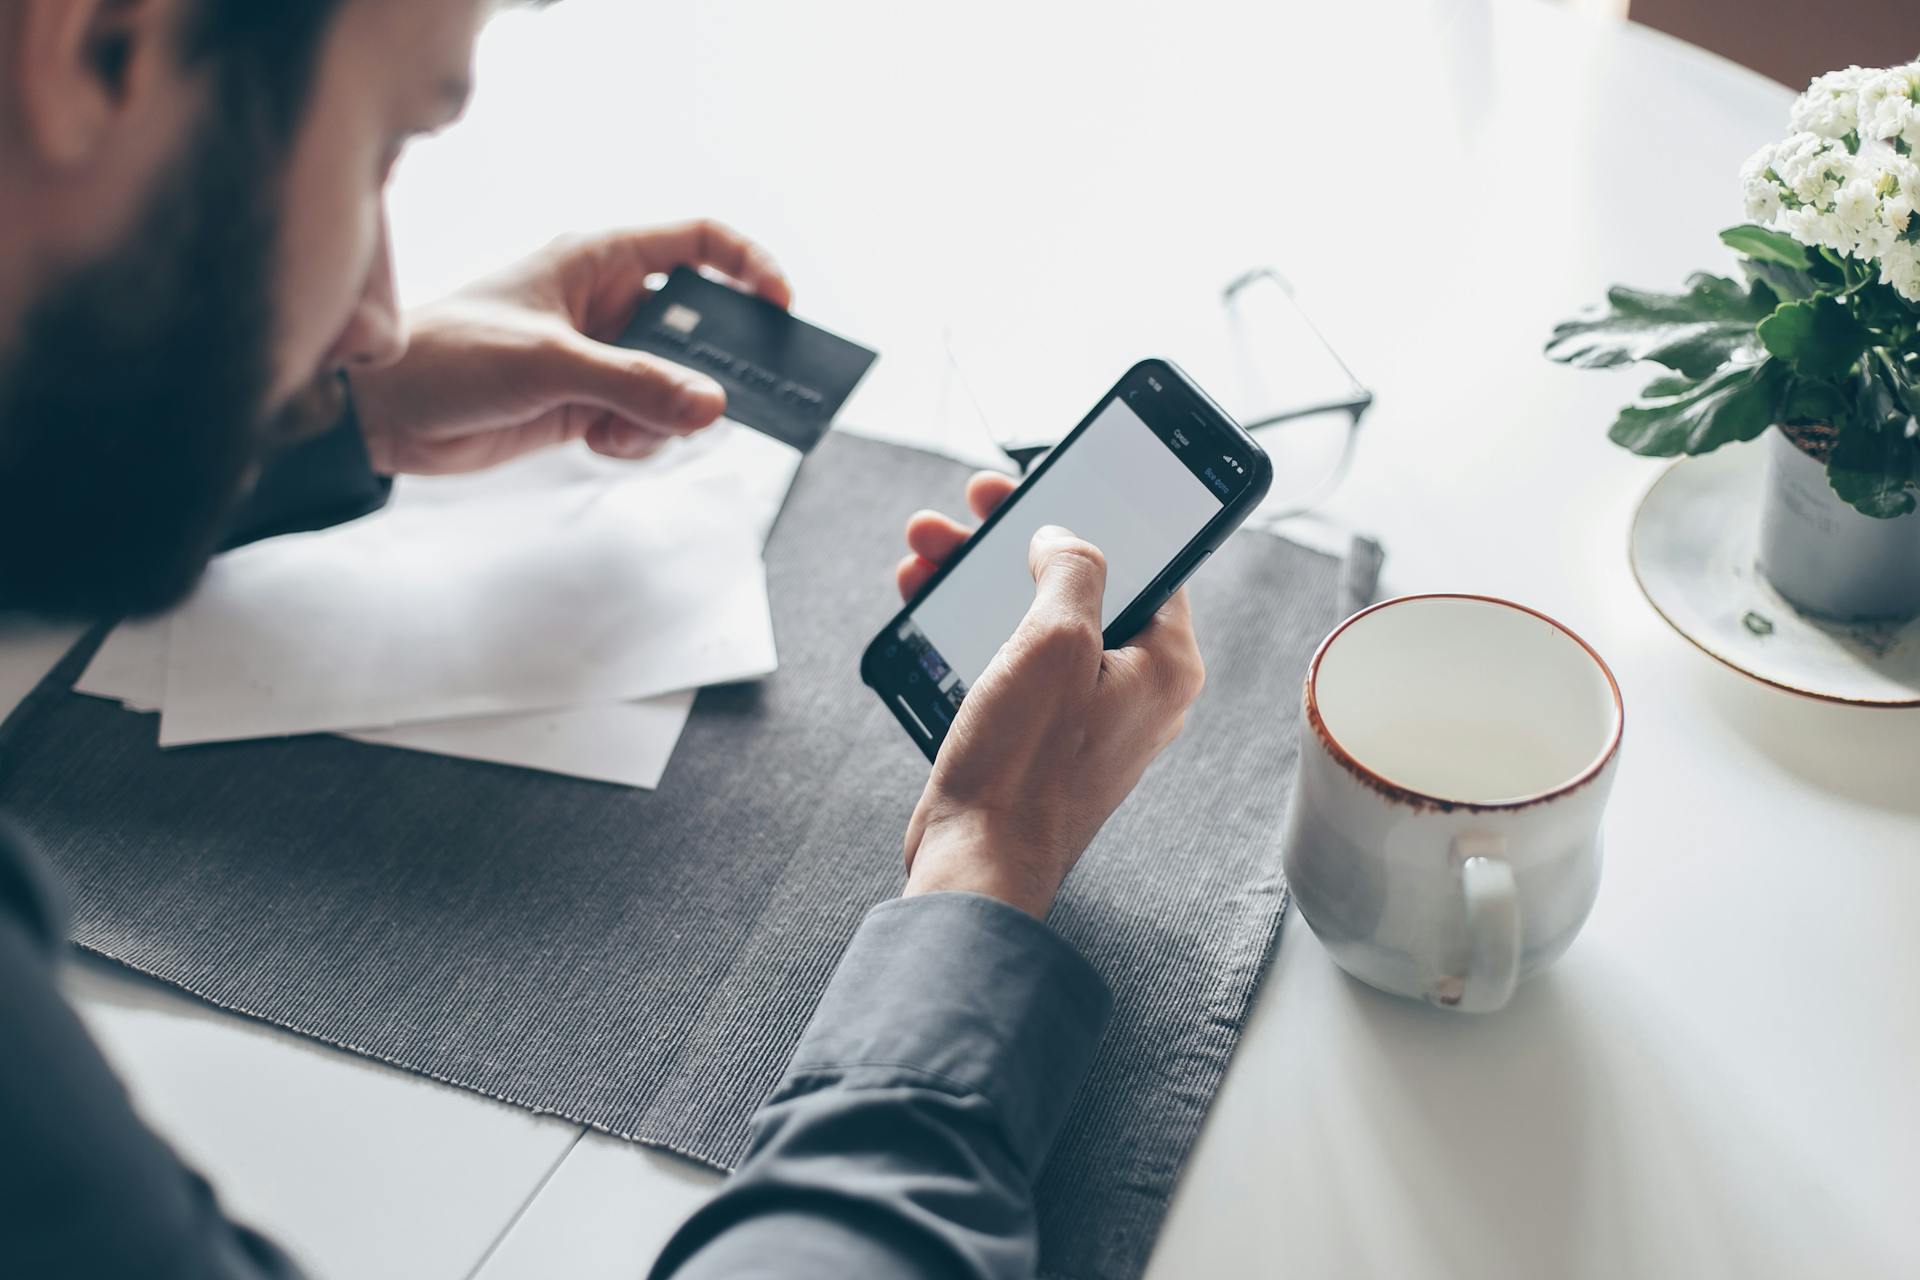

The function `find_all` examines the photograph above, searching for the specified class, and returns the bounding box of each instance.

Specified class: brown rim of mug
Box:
[1303,593,1627,814]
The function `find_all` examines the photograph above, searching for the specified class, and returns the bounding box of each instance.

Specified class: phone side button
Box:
[1171,549,1212,592]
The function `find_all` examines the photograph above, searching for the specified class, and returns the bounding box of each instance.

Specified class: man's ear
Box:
[11,0,185,170]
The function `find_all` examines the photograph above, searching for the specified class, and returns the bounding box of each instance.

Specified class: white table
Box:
[4,1,1916,1275]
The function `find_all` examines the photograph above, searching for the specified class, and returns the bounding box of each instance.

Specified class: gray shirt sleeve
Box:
[650,892,1114,1280]
[0,821,305,1279]
[2,812,1109,1279]
[0,409,390,1274]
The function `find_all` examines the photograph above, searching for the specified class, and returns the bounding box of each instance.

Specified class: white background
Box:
[0,1,1915,1277]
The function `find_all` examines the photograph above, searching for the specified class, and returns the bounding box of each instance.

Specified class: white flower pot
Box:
[1755,426,1920,622]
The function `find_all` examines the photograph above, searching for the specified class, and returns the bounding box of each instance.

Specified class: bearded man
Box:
[0,3,1206,1276]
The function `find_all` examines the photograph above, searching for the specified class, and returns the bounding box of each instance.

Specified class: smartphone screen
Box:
[865,360,1269,757]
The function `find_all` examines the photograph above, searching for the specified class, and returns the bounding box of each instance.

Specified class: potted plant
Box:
[1547,59,1920,622]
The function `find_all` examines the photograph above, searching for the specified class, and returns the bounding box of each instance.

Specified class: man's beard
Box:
[0,100,296,620]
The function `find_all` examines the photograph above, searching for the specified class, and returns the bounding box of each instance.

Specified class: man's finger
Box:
[1125,586,1199,663]
[896,553,939,601]
[587,219,793,309]
[1143,583,1194,634]
[965,471,1018,521]
[542,336,726,433]
[584,416,669,461]
[903,475,1016,565]
[904,510,972,565]
[1110,587,1204,709]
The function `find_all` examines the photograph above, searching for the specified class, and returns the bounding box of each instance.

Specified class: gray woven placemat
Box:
[0,432,1379,1280]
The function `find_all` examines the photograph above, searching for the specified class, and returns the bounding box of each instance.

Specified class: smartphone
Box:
[861,358,1272,761]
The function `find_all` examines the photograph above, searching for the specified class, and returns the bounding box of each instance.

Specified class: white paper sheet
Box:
[158,424,797,747]
[347,693,695,789]
[76,616,171,712]
[78,615,699,789]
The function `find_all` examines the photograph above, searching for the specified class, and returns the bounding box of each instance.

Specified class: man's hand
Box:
[893,474,1206,918]
[347,220,792,475]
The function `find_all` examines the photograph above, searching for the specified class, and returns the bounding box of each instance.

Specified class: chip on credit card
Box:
[616,267,878,453]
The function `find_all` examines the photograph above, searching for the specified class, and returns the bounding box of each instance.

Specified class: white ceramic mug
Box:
[1281,594,1624,1013]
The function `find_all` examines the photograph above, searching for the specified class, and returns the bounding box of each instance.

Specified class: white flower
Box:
[1880,156,1920,240]
[1736,62,1920,297]
[1790,65,1874,139]
[1896,154,1920,208]
[1745,179,1784,222]
[1880,242,1920,302]
[1886,190,1916,238]
[1770,132,1845,207]
[1859,63,1920,150]
[1740,145,1787,220]
[1834,176,1885,255]
[1777,205,1833,251]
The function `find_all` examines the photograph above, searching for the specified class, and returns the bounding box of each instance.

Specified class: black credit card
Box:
[616,267,878,453]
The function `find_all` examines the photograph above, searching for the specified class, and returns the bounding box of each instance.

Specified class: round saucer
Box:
[1629,446,1920,707]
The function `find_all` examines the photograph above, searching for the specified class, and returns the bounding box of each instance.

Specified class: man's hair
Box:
[181,0,350,142]
[181,2,556,141]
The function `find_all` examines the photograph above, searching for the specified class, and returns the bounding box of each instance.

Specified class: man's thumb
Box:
[1025,525,1108,627]
[552,337,726,430]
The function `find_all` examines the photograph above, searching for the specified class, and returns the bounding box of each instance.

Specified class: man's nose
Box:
[336,218,407,371]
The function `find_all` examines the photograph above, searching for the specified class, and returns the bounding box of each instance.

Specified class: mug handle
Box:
[1451,834,1520,1013]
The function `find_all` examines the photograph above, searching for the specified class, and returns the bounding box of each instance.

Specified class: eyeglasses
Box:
[1219,266,1373,521]
[993,266,1373,521]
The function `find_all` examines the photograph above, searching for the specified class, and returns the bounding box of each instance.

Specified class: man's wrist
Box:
[904,821,1064,919]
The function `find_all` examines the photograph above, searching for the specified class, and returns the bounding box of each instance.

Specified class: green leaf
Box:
[1876,349,1920,418]
[1805,251,1848,291]
[1779,375,1849,425]
[1850,279,1916,334]
[1757,297,1872,379]
[1828,411,1920,517]
[1742,256,1820,301]
[1641,373,1696,397]
[1607,359,1785,456]
[1546,272,1773,379]
[1720,223,1813,269]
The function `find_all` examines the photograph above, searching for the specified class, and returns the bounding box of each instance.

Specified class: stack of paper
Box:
[77,423,801,788]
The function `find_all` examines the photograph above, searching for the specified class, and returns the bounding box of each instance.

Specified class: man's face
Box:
[0,0,486,618]
[272,0,486,409]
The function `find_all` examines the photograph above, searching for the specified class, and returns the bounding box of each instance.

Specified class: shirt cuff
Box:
[781,892,1112,1173]
[220,388,391,552]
